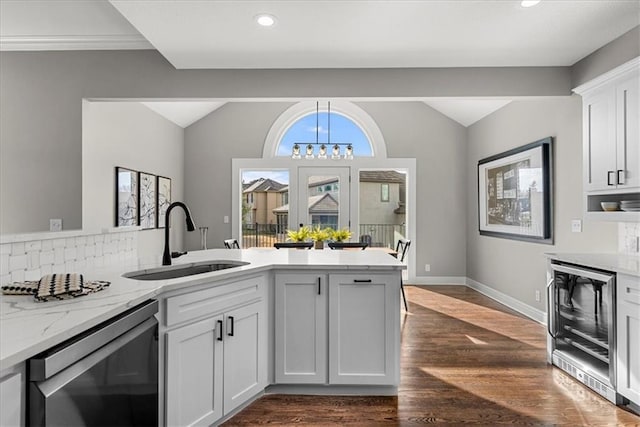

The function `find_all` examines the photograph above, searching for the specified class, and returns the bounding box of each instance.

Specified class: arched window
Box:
[263,101,387,159]
[277,111,373,157]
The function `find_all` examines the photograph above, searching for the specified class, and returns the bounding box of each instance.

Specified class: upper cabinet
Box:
[575,57,640,221]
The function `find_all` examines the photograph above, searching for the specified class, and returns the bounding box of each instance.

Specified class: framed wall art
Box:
[115,167,138,227]
[157,175,172,228]
[478,137,553,244]
[138,172,157,229]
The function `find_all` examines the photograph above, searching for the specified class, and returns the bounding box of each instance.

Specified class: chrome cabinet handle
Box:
[227,316,235,337]
[217,320,223,341]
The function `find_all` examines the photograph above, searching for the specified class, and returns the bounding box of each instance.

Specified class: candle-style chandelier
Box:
[291,101,354,160]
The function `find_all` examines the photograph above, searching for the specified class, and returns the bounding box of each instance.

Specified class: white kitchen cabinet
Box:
[223,300,267,415]
[163,275,267,426]
[328,273,400,385]
[274,273,327,384]
[575,58,640,221]
[616,274,640,406]
[578,60,639,193]
[0,364,25,427]
[165,316,224,427]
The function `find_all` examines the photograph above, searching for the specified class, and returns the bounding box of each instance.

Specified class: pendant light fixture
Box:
[291,101,354,160]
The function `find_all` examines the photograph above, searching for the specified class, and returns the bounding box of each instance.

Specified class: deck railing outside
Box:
[241,223,405,249]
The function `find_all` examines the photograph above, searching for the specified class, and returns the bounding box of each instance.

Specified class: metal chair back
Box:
[395,239,411,262]
[328,242,368,250]
[223,239,240,249]
[274,242,313,249]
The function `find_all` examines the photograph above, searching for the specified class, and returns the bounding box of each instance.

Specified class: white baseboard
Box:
[465,278,546,324]
[410,276,467,285]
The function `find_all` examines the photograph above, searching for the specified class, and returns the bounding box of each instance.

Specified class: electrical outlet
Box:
[49,219,62,232]
[535,290,541,302]
[223,215,229,224]
[571,219,582,233]
[425,264,431,272]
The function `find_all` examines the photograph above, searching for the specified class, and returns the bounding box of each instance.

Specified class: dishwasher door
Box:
[29,301,158,427]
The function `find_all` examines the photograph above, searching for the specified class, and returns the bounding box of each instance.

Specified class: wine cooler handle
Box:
[546,278,556,339]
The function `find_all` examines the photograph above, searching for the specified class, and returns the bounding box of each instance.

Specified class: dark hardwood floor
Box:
[223,285,640,426]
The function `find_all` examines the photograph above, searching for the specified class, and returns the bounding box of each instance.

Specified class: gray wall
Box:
[466,97,618,311]
[185,101,467,277]
[184,102,293,250]
[0,49,571,234]
[360,102,468,278]
[83,102,185,259]
[571,25,639,88]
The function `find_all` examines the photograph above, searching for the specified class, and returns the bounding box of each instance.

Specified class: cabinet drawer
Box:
[166,275,265,327]
[618,274,640,306]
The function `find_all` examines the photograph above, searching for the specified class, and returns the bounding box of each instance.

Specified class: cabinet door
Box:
[223,301,267,415]
[0,365,24,427]
[275,273,327,384]
[583,89,617,191]
[166,316,223,427]
[328,273,400,385]
[616,73,640,189]
[616,275,640,405]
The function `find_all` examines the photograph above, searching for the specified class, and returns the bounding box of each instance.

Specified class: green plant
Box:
[310,226,332,242]
[331,227,352,242]
[286,226,310,242]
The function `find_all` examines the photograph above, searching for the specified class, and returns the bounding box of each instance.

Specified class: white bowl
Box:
[601,202,620,211]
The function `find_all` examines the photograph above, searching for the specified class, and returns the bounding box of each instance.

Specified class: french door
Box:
[297,167,351,230]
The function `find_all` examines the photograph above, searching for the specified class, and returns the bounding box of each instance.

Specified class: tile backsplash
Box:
[0,229,138,285]
[619,222,640,254]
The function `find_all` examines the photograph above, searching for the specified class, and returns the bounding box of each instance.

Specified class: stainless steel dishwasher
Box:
[28,300,158,426]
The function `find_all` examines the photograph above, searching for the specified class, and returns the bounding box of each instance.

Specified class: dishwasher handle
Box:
[29,299,158,381]
[33,317,157,398]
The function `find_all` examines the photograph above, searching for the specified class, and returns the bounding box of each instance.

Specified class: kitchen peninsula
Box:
[0,248,404,426]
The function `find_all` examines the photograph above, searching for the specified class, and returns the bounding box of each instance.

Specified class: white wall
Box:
[466,96,618,311]
[83,102,185,261]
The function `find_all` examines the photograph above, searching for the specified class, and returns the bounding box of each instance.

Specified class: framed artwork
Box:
[138,172,156,229]
[478,137,553,244]
[157,176,172,228]
[115,167,138,227]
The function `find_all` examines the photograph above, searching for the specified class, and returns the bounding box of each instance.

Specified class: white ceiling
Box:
[2,0,637,127]
[141,101,226,128]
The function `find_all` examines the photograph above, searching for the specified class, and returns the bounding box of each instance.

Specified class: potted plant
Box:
[286,226,310,242]
[331,227,352,243]
[310,226,332,249]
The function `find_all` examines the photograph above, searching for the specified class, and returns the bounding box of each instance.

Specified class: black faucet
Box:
[162,202,196,266]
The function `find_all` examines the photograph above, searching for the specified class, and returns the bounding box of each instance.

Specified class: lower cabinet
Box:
[329,273,400,385]
[617,274,640,405]
[0,364,25,427]
[164,276,267,427]
[166,315,223,426]
[275,273,328,383]
[274,271,400,386]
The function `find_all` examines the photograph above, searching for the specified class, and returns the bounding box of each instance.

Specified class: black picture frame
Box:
[157,175,172,228]
[115,167,138,227]
[478,137,553,244]
[138,171,157,229]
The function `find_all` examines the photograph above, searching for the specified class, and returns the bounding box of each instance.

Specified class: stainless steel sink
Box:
[123,261,249,281]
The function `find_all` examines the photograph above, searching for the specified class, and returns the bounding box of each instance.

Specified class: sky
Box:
[277,112,372,157]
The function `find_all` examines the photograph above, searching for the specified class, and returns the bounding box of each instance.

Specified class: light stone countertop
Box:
[0,248,404,371]
[544,252,640,277]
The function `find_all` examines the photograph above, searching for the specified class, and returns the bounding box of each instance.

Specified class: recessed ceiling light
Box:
[521,0,541,7]
[255,14,276,27]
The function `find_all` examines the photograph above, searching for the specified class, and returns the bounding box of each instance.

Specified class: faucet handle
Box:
[171,251,187,259]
